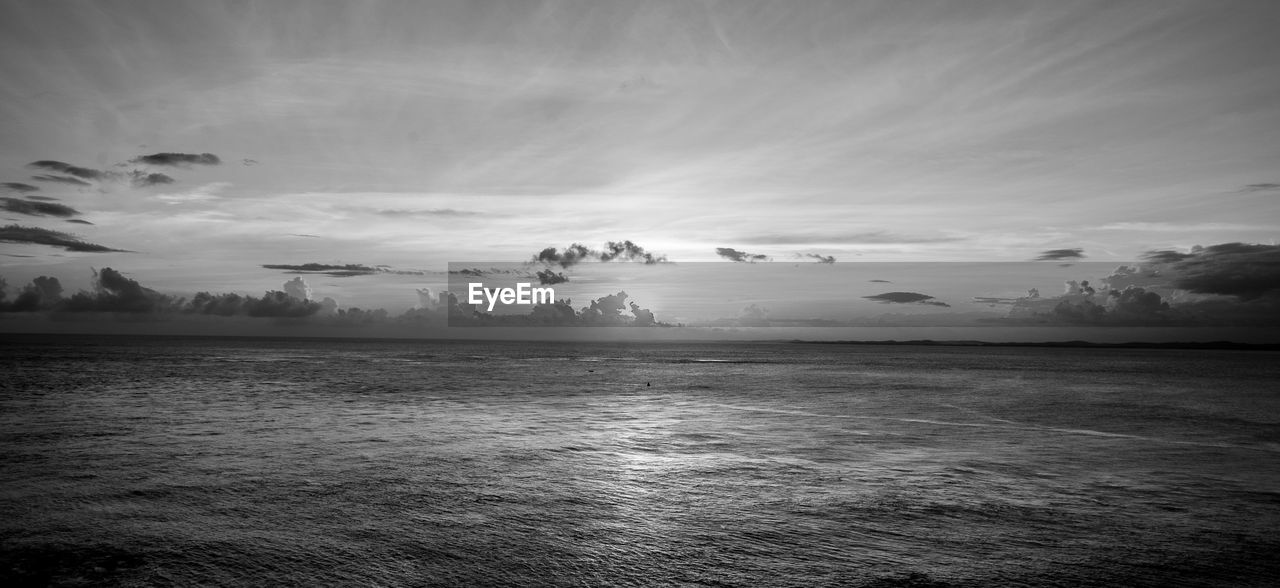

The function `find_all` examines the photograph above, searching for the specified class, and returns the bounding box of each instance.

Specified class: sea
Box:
[2,335,1279,587]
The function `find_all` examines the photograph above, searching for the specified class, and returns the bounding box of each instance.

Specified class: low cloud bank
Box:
[995,242,1280,326]
[0,268,320,318]
[448,290,665,327]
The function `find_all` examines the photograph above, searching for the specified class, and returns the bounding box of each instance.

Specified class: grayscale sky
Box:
[1,0,1278,318]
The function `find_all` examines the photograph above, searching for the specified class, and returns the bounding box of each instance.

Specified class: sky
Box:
[1,0,1278,337]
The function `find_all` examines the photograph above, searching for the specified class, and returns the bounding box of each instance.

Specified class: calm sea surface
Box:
[2,336,1279,587]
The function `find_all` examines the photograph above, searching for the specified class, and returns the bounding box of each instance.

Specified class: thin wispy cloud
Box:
[30,175,92,186]
[1239,183,1280,193]
[864,292,950,308]
[130,152,222,166]
[1035,248,1085,261]
[0,224,127,253]
[1,197,81,218]
[27,160,109,181]
[2,182,40,193]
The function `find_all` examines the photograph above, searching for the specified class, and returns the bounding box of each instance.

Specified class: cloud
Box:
[1144,243,1280,301]
[535,243,594,268]
[30,175,92,186]
[863,291,951,307]
[2,197,81,218]
[536,269,569,285]
[262,262,426,277]
[66,219,94,225]
[129,171,175,187]
[263,263,380,277]
[129,152,221,166]
[0,224,126,253]
[997,245,1280,326]
[599,240,667,264]
[282,277,312,301]
[184,291,321,318]
[868,279,892,283]
[804,253,836,264]
[27,160,109,181]
[2,182,39,193]
[1239,183,1280,193]
[2,267,326,319]
[0,275,64,312]
[62,268,174,313]
[373,208,483,218]
[716,247,769,262]
[27,155,205,190]
[533,241,670,268]
[183,290,321,318]
[1034,248,1085,261]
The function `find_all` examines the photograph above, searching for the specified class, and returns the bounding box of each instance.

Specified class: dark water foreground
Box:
[2,335,1278,587]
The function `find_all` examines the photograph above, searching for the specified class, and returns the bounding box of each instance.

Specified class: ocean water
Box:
[2,336,1279,587]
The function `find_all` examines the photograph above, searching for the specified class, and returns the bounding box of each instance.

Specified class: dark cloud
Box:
[1239,183,1280,193]
[246,291,321,317]
[0,276,64,312]
[864,291,951,307]
[629,301,656,326]
[1034,248,1085,261]
[129,171,175,187]
[533,241,670,268]
[716,247,769,263]
[1107,286,1171,320]
[2,197,81,218]
[24,195,59,201]
[184,291,248,316]
[535,243,594,268]
[31,174,92,186]
[536,269,569,285]
[183,290,320,318]
[66,219,94,225]
[62,268,173,313]
[0,224,126,253]
[27,160,109,181]
[868,279,892,283]
[264,263,430,279]
[1145,243,1280,301]
[1040,286,1174,325]
[264,263,380,277]
[2,182,39,193]
[599,240,666,264]
[805,253,836,264]
[263,262,427,277]
[130,152,221,166]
